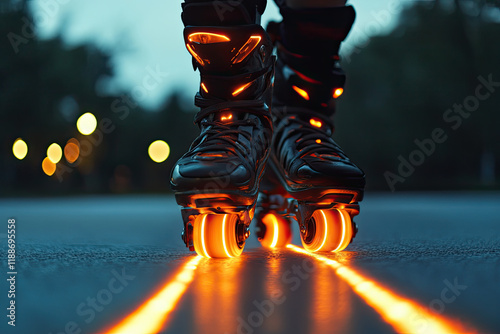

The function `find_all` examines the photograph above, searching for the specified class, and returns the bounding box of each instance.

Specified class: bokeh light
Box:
[148,140,170,163]
[42,157,57,176]
[12,138,28,160]
[77,112,97,135]
[64,138,80,163]
[47,143,63,163]
[67,138,80,146]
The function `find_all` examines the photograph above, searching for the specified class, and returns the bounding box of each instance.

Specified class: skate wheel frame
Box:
[301,209,353,253]
[259,212,292,248]
[193,213,244,258]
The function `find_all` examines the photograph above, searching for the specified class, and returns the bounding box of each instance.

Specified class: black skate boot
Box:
[256,5,365,252]
[171,1,275,258]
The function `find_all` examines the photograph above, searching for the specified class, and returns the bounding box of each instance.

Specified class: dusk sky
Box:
[30,0,411,109]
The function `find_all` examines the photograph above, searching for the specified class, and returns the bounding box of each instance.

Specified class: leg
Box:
[171,0,274,257]
[263,0,365,252]
[181,0,266,25]
[286,0,347,8]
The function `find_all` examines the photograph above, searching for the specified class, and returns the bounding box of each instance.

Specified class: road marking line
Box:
[103,256,202,334]
[287,244,477,334]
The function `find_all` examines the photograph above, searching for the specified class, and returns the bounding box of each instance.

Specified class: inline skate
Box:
[171,1,274,258]
[256,5,365,252]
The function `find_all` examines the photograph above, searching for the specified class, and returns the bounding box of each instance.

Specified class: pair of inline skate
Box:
[171,2,365,257]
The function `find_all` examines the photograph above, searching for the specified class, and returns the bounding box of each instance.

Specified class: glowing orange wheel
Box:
[193,214,244,258]
[259,212,292,248]
[300,209,353,253]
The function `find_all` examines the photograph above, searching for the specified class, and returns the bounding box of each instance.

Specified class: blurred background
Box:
[1,0,499,196]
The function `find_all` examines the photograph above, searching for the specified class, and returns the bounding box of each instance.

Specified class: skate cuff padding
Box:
[275,5,356,56]
[184,24,275,101]
[181,0,266,26]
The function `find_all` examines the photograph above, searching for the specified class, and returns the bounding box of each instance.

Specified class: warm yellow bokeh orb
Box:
[64,142,80,164]
[42,157,57,176]
[77,112,97,135]
[47,143,63,164]
[148,140,170,163]
[12,138,28,160]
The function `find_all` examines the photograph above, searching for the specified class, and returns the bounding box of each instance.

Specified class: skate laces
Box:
[197,117,254,155]
[192,93,271,156]
[275,107,345,160]
[194,93,266,123]
[190,104,271,172]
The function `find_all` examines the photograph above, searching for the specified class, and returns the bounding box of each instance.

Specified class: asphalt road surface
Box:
[1,192,499,334]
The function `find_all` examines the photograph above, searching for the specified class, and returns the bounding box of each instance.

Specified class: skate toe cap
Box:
[170,161,252,192]
[296,161,365,188]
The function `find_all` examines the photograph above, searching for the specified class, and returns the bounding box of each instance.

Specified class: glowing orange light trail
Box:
[231,35,261,64]
[188,32,230,44]
[313,210,329,252]
[333,87,344,99]
[221,113,233,122]
[331,209,348,252]
[287,245,477,334]
[270,216,279,248]
[221,214,231,257]
[104,256,202,334]
[201,82,209,93]
[309,118,322,128]
[232,82,252,96]
[261,213,280,248]
[186,44,205,66]
[200,215,210,258]
[292,85,310,100]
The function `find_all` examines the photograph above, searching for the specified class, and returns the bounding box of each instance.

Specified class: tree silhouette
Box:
[2,0,498,195]
[1,2,199,195]
[336,0,499,190]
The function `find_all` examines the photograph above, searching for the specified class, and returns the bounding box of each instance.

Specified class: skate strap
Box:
[194,97,267,124]
[275,106,334,129]
[196,63,274,101]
